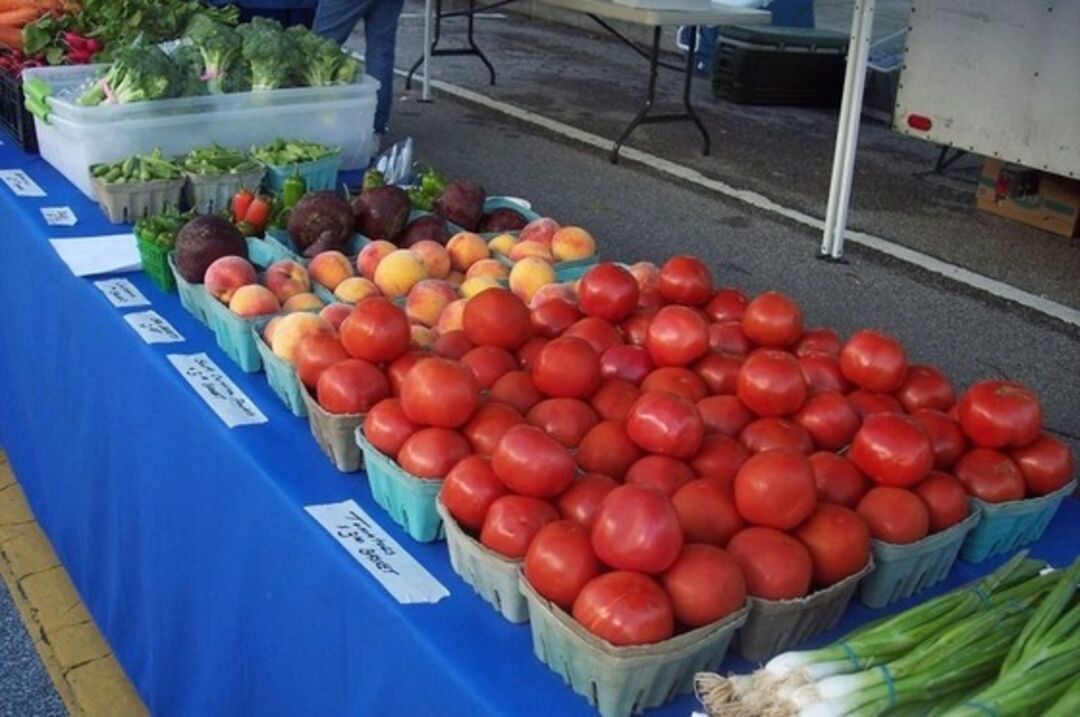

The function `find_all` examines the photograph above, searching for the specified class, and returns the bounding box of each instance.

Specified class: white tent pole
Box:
[422,0,433,101]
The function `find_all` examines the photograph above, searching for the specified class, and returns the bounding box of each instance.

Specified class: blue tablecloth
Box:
[0,138,1077,717]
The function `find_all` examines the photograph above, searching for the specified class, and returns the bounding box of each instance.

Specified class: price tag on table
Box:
[0,169,46,197]
[93,278,150,308]
[40,206,78,226]
[124,310,185,344]
[167,353,267,428]
[306,500,450,605]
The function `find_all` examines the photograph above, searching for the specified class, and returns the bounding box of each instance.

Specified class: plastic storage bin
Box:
[300,385,363,472]
[136,231,176,292]
[960,480,1076,563]
[859,511,979,608]
[357,430,444,542]
[436,501,525,622]
[93,175,185,224]
[520,576,749,717]
[184,166,267,214]
[251,318,308,418]
[263,154,342,194]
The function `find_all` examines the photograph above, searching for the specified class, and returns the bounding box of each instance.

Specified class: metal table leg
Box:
[406,0,497,90]
[683,28,711,156]
[611,26,661,163]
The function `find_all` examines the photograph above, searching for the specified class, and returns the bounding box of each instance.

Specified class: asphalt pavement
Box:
[0,577,66,717]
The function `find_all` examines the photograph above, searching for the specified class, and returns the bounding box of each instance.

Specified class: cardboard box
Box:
[976,158,1080,238]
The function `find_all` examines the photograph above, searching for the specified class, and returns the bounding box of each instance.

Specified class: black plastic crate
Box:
[0,69,37,153]
[712,26,848,107]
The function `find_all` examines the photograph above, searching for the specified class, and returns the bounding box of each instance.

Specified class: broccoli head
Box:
[77,42,179,105]
[285,26,364,87]
[239,17,299,91]
[172,43,208,97]
[185,15,242,94]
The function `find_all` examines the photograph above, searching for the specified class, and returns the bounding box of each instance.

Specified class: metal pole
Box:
[422,0,433,101]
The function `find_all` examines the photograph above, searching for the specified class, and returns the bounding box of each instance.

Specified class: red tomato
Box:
[516,336,548,370]
[847,390,905,419]
[460,345,517,389]
[564,317,624,355]
[431,329,473,360]
[896,365,955,413]
[600,345,655,385]
[794,503,871,586]
[793,391,862,451]
[294,334,349,389]
[850,414,934,487]
[572,571,675,646]
[396,427,471,479]
[912,472,970,532]
[362,398,420,456]
[741,292,803,348]
[578,263,640,323]
[661,545,747,627]
[480,495,559,558]
[441,455,507,532]
[659,255,713,306]
[316,359,390,414]
[620,310,655,346]
[462,287,532,350]
[591,485,684,573]
[400,357,481,428]
[492,424,577,498]
[557,474,620,528]
[708,321,753,356]
[839,330,908,393]
[736,350,808,417]
[626,392,705,459]
[703,288,749,322]
[911,409,968,470]
[739,417,814,455]
[646,305,710,367]
[809,452,870,508]
[734,449,818,530]
[576,421,643,479]
[530,299,582,339]
[386,350,428,396]
[856,487,930,544]
[631,262,664,310]
[695,396,753,437]
[694,352,742,395]
[527,398,599,448]
[340,297,411,363]
[794,328,842,359]
[690,434,750,488]
[672,480,743,546]
[954,449,1026,503]
[489,370,543,414]
[524,520,603,610]
[463,402,524,456]
[799,353,851,395]
[641,367,709,402]
[590,378,641,422]
[625,455,696,496]
[727,527,813,600]
[531,336,602,399]
[957,381,1043,449]
[1011,434,1076,496]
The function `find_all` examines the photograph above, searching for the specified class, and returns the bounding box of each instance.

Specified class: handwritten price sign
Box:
[167,353,267,428]
[93,278,150,308]
[0,169,46,197]
[124,310,185,344]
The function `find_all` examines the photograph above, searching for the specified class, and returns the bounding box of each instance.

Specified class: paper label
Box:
[167,353,267,428]
[124,311,185,344]
[305,500,450,605]
[0,169,46,197]
[40,206,78,226]
[94,278,150,308]
[51,234,141,277]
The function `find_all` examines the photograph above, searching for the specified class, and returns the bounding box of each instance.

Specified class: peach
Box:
[282,292,325,313]
[270,312,335,363]
[507,240,553,262]
[436,298,467,334]
[508,256,556,305]
[459,275,501,299]
[334,277,380,304]
[308,251,355,291]
[406,279,458,327]
[528,281,577,309]
[446,232,490,272]
[263,316,283,345]
[551,226,596,262]
[629,261,662,307]
[319,303,352,331]
[374,249,428,298]
[446,271,466,287]
[519,217,560,246]
[263,260,311,303]
[205,256,257,304]
[410,240,452,279]
[229,284,281,318]
[487,233,517,256]
[411,324,437,350]
[357,240,396,280]
[466,258,510,281]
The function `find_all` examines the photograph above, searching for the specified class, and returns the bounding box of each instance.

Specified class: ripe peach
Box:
[446,271,466,287]
[406,279,458,327]
[205,256,256,303]
[551,226,596,262]
[446,232,490,272]
[282,292,325,313]
[459,275,501,299]
[319,303,352,331]
[374,249,428,297]
[466,258,510,281]
[411,324,437,349]
[270,312,335,363]
[507,240,553,262]
[308,251,355,291]
[487,233,517,256]
[229,284,281,318]
[334,277,380,304]
[263,316,283,345]
[436,298,467,334]
[410,240,452,279]
[263,260,311,303]
[519,217,560,246]
[357,240,397,280]
[509,256,556,304]
[528,281,577,309]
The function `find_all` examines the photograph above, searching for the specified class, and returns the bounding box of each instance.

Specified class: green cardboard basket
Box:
[356,429,444,542]
[960,480,1076,563]
[251,317,307,418]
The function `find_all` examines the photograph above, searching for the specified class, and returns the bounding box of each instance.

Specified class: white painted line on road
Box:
[395,69,1080,328]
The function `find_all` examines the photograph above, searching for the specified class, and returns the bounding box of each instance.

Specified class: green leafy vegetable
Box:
[184,15,241,95]
[91,149,183,184]
[77,42,178,105]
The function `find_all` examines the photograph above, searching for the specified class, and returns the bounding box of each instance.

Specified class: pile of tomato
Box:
[293,254,1075,647]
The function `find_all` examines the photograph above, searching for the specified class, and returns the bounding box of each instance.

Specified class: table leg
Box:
[611,25,662,164]
[466,0,497,85]
[683,26,711,156]
[406,0,499,90]
[407,0,445,90]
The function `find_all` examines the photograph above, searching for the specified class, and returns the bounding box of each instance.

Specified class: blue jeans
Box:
[314,0,406,133]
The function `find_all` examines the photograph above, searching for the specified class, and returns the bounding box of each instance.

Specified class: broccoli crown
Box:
[185,15,242,93]
[172,43,208,97]
[286,25,363,87]
[93,43,179,104]
[239,17,298,91]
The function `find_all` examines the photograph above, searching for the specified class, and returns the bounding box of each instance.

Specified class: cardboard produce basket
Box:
[960,480,1076,563]
[93,175,185,224]
[299,384,363,473]
[184,166,266,215]
[251,318,307,418]
[167,252,211,327]
[356,429,444,543]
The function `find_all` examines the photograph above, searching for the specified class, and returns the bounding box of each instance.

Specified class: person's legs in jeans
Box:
[313,0,373,44]
[363,0,405,133]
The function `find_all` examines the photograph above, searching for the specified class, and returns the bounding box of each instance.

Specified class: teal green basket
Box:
[262,153,342,194]
[264,228,368,263]
[203,296,265,373]
[491,244,598,282]
[299,384,362,472]
[960,480,1076,563]
[859,510,979,608]
[519,576,749,717]
[167,252,211,327]
[482,196,541,224]
[355,428,445,543]
[251,317,307,418]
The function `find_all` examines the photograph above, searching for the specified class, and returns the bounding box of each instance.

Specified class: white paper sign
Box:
[40,206,78,226]
[167,353,267,428]
[93,278,150,308]
[124,310,185,344]
[0,169,46,197]
[305,500,449,605]
[50,234,140,277]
